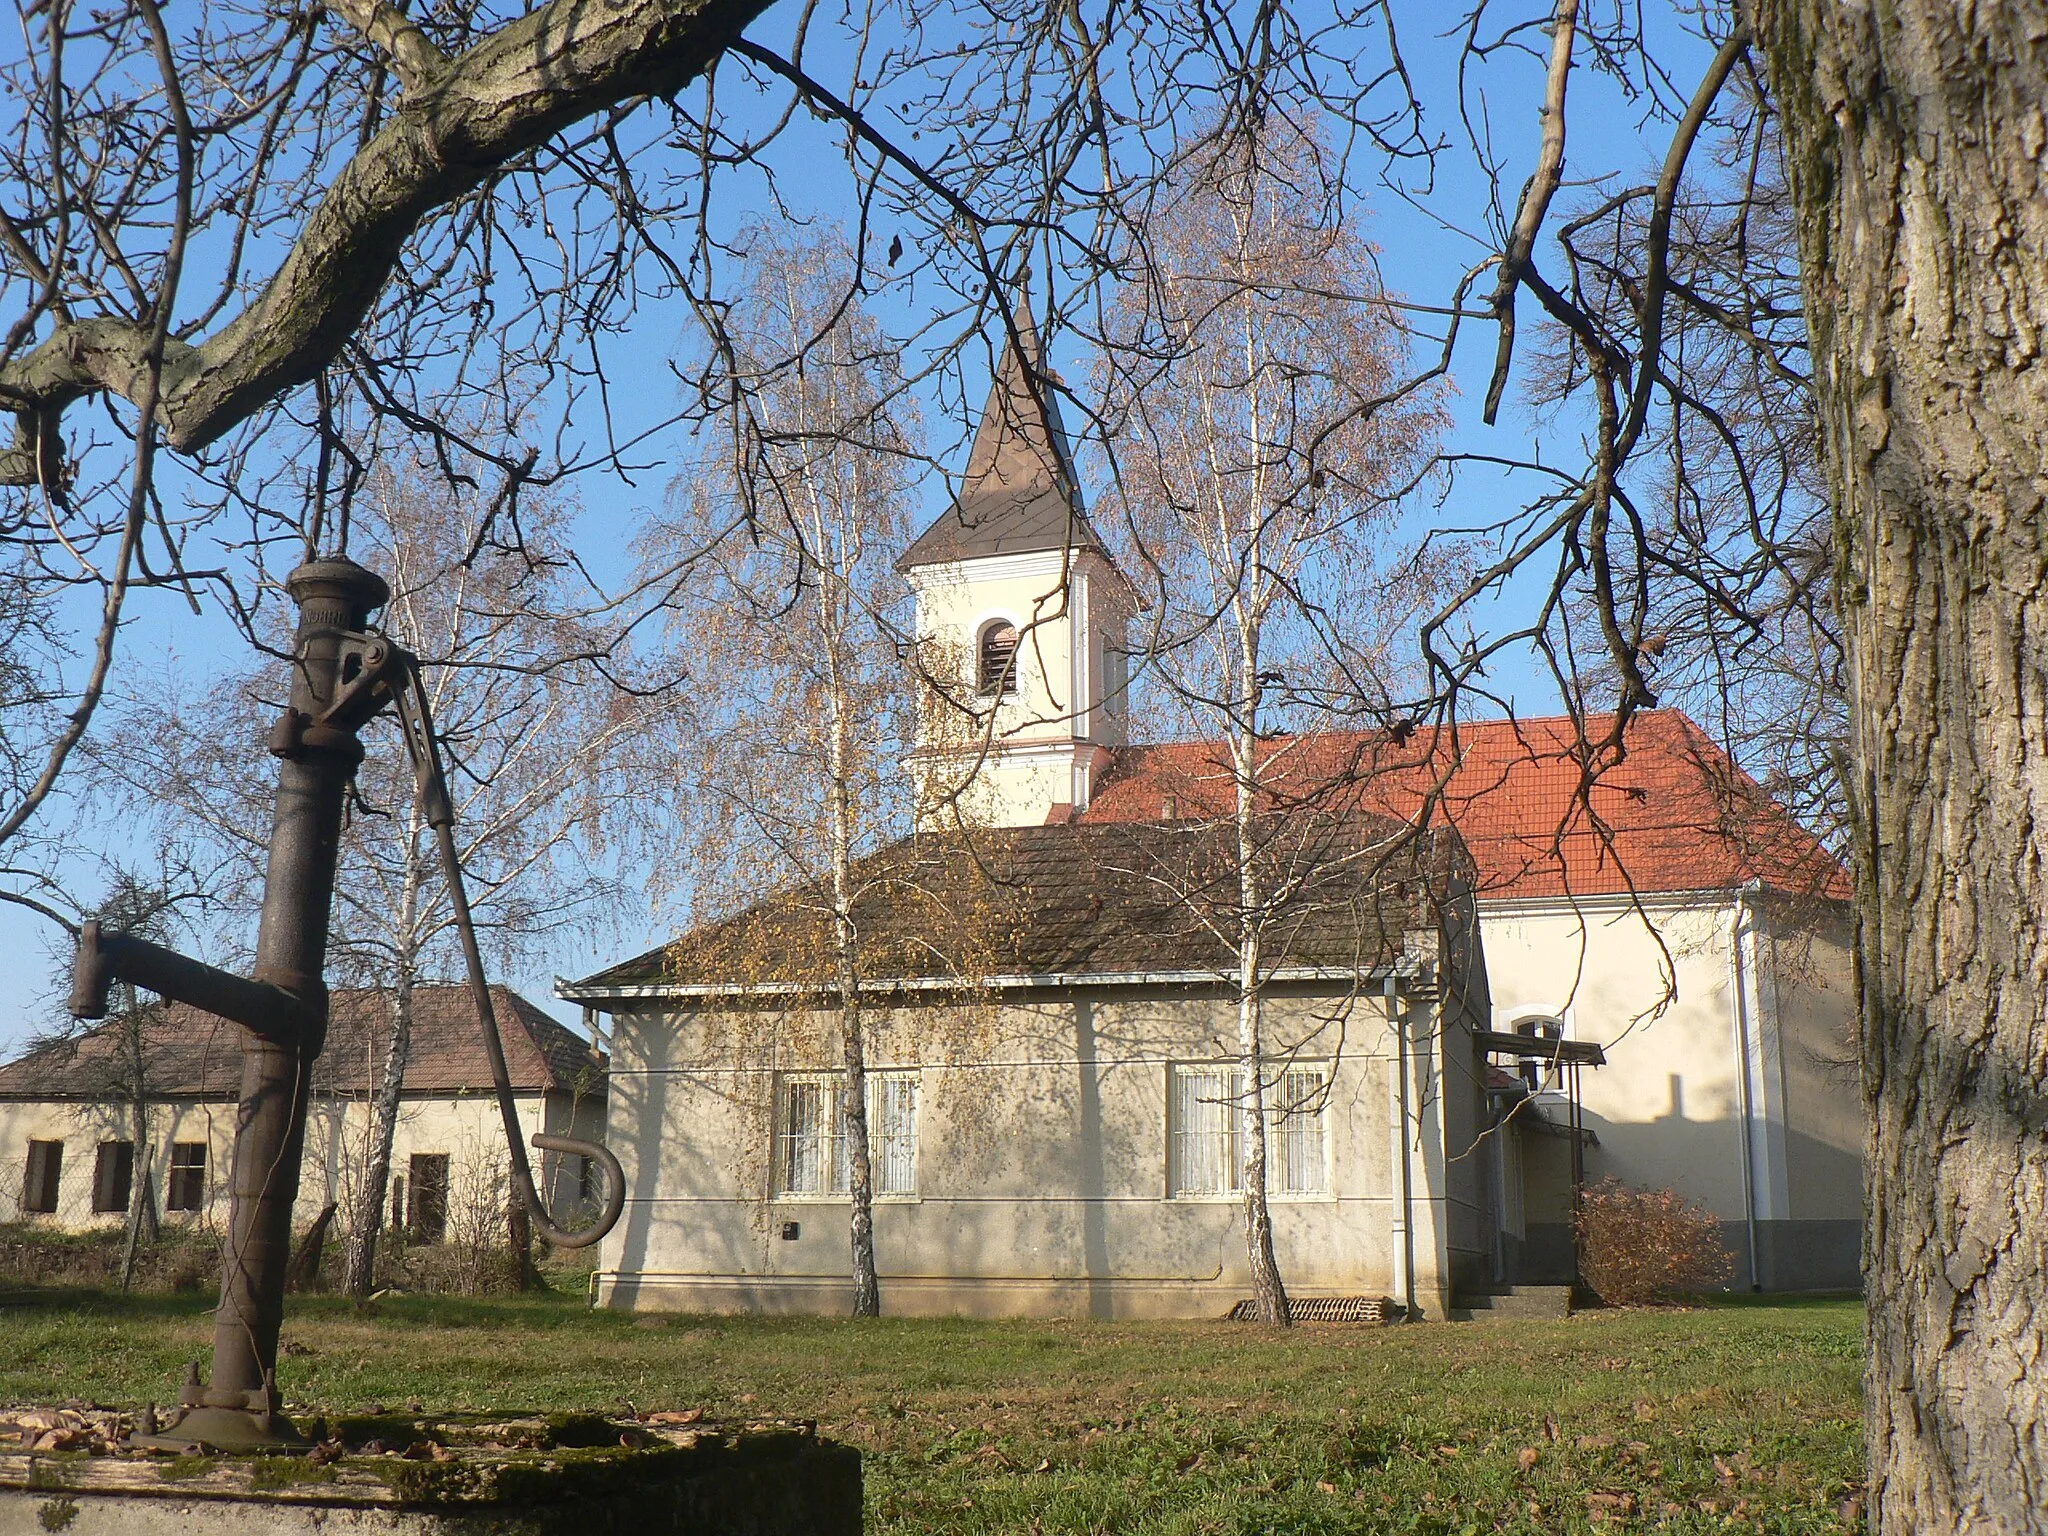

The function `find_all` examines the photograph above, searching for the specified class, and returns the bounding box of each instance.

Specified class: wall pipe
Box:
[1728,889,1762,1291]
[1386,973,1416,1318]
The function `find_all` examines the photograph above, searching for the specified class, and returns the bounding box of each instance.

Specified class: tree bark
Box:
[344,925,419,1298]
[1752,2,2048,1529]
[0,0,774,477]
[119,1094,157,1293]
[828,650,881,1318]
[1234,708,1289,1327]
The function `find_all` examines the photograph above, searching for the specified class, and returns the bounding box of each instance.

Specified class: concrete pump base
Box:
[0,1414,861,1536]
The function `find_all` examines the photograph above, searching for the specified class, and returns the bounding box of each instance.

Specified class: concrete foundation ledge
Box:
[0,1412,862,1536]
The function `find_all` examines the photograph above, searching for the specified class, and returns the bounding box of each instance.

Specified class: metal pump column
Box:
[207,557,389,1444]
[70,557,390,1452]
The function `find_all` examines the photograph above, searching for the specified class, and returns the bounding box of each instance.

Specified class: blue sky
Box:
[0,1,1729,1054]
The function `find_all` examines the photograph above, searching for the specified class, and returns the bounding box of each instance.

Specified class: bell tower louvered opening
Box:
[977,620,1020,697]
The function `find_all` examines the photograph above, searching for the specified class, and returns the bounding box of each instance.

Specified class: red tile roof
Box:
[0,986,604,1101]
[1078,710,1849,903]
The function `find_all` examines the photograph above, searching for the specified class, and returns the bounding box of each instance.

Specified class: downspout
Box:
[1386,972,1415,1318]
[1728,890,1762,1291]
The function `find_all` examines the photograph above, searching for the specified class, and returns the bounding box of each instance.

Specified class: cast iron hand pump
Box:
[67,558,622,1454]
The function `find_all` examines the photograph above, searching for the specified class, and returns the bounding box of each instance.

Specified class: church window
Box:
[778,1071,920,1198]
[1512,1016,1566,1092]
[1169,1064,1328,1197]
[977,620,1020,697]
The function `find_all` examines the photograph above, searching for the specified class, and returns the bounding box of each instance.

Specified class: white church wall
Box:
[1478,892,1859,1289]
[595,982,1481,1319]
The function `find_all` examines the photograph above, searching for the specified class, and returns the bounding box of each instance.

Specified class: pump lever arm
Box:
[69,923,322,1044]
[391,659,624,1250]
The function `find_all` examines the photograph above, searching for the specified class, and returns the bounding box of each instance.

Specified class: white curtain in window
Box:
[779,1072,919,1196]
[1273,1068,1329,1194]
[1171,1063,1329,1197]
[873,1074,919,1195]
[1172,1065,1241,1196]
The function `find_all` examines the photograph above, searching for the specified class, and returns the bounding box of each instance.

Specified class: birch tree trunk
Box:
[1234,656,1289,1326]
[828,631,882,1319]
[1752,2,2048,1528]
[344,857,424,1298]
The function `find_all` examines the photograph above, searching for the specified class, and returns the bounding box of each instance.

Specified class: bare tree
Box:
[91,465,657,1295]
[650,222,918,1316]
[1096,118,1446,1323]
[0,0,2042,1519]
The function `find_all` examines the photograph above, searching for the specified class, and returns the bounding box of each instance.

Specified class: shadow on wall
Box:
[1516,1076,1861,1292]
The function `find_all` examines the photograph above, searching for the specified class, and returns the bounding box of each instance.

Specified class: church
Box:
[560,311,1861,1318]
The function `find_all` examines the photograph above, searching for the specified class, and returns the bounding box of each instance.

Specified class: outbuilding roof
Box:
[1078,710,1848,904]
[0,986,604,1101]
[567,816,1464,999]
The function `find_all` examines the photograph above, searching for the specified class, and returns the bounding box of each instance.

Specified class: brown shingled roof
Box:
[897,303,1114,570]
[571,816,1465,996]
[0,986,605,1101]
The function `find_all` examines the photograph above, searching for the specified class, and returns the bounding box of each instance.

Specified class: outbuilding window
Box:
[408,1153,450,1243]
[166,1141,208,1213]
[1169,1064,1329,1198]
[778,1071,920,1198]
[976,620,1020,697]
[92,1141,135,1214]
[21,1139,62,1215]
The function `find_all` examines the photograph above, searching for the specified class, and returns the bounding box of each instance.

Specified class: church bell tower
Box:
[901,299,1133,827]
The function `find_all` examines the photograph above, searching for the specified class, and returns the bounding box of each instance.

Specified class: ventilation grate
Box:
[1227,1295,1393,1325]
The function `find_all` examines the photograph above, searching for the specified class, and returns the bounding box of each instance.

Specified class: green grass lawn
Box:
[0,1290,1864,1534]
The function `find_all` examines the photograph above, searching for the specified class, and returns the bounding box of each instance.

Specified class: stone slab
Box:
[0,1419,861,1536]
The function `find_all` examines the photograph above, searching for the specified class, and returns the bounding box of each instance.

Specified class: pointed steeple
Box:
[898,288,1108,570]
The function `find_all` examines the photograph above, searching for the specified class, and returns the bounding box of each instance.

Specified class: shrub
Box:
[1574,1179,1736,1305]
[0,1222,221,1293]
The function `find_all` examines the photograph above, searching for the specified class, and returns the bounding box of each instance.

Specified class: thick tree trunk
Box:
[1752,2,2048,1529]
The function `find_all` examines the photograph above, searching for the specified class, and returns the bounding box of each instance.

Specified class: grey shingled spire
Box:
[897,291,1110,569]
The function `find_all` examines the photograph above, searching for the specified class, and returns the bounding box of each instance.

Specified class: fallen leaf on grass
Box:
[644,1409,705,1426]
[1576,1434,1613,1450]
[1585,1490,1638,1520]
[1516,1446,1540,1472]
[1316,1481,1337,1494]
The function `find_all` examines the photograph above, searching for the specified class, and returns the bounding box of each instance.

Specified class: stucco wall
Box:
[598,979,1480,1319]
[0,1088,596,1233]
[1479,892,1861,1290]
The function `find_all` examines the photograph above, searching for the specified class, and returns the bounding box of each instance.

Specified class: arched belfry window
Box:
[977,620,1020,697]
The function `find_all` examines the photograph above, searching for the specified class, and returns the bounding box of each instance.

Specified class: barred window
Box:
[1170,1065,1240,1197]
[1271,1067,1330,1195]
[778,1072,920,1197]
[1169,1064,1329,1198]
